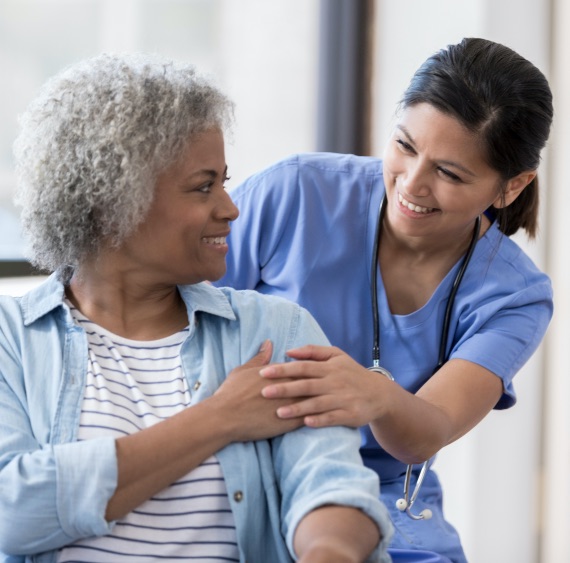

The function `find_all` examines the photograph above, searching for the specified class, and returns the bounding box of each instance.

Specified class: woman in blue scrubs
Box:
[215,38,554,562]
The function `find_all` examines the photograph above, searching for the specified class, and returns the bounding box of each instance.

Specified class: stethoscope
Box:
[368,195,481,521]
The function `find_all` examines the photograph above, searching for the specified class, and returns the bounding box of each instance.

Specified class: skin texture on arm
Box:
[294,505,381,563]
[260,345,503,465]
[106,342,303,521]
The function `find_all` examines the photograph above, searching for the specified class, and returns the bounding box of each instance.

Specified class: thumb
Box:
[243,339,273,367]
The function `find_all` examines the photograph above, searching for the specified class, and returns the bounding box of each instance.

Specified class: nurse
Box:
[215,37,554,562]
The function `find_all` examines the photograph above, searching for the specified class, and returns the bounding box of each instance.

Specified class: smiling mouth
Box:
[202,236,227,245]
[398,193,435,214]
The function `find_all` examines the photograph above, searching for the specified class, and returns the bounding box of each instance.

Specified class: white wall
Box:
[540,0,570,561]
[373,1,552,561]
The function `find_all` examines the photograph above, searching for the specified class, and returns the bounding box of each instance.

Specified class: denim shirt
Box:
[0,274,393,563]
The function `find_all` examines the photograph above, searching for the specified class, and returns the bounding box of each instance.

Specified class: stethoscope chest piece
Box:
[367,365,395,381]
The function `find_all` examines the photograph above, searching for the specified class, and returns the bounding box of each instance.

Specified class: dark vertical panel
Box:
[316,0,375,155]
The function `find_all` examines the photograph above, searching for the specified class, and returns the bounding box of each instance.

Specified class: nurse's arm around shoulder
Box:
[261,345,503,465]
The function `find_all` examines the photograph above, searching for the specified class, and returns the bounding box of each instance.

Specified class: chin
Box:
[205,269,225,283]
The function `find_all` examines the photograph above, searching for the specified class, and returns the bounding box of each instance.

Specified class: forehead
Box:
[178,129,225,167]
[152,129,225,196]
[395,103,500,179]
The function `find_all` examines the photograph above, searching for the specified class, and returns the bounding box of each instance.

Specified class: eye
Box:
[197,182,214,194]
[437,167,463,183]
[395,138,415,153]
[223,174,231,187]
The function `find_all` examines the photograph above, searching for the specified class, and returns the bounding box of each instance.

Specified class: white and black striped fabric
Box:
[57,302,239,562]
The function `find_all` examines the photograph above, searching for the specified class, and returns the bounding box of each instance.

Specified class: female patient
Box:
[0,53,392,563]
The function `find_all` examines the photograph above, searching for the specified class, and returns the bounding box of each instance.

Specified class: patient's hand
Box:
[212,340,305,442]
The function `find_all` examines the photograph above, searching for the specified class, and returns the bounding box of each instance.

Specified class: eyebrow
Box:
[183,165,228,182]
[397,124,477,177]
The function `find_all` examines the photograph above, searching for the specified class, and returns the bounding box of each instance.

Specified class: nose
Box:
[217,188,239,222]
[401,161,431,199]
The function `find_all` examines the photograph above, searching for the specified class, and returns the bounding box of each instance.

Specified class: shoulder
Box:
[213,285,329,348]
[253,151,382,175]
[216,285,304,319]
[481,228,552,302]
[0,294,25,341]
[183,282,313,322]
[229,153,384,227]
[0,275,66,350]
[231,152,383,198]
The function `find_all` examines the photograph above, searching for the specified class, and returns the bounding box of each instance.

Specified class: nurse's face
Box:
[382,103,504,244]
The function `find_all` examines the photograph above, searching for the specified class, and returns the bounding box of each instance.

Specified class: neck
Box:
[381,214,485,265]
[67,263,189,340]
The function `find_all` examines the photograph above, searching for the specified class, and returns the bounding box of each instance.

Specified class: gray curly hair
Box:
[13,52,234,275]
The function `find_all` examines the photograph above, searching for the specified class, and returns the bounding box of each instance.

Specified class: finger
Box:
[276,397,347,426]
[259,359,329,380]
[262,377,321,399]
[304,411,347,428]
[274,393,339,418]
[285,344,344,362]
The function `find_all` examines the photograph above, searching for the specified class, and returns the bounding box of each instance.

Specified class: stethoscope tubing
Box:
[369,195,481,520]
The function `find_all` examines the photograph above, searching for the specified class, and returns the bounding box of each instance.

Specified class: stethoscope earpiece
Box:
[395,498,408,511]
[394,463,432,520]
[420,509,433,520]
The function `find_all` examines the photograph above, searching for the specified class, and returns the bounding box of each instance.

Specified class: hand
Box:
[259,345,391,428]
[211,340,305,442]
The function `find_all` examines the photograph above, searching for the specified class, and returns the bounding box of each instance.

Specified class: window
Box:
[0,0,319,265]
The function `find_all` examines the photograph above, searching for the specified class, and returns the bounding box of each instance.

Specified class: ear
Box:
[492,171,537,209]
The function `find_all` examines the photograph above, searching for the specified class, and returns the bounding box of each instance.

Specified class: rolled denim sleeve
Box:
[272,307,394,562]
[0,433,117,555]
[274,425,393,563]
[0,298,118,556]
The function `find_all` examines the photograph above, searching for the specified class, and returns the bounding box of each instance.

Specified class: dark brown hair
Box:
[401,37,553,238]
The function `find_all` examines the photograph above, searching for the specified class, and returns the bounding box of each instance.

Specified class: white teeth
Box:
[203,237,226,245]
[398,193,433,214]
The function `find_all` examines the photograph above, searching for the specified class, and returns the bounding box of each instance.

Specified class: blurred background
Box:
[0,1,567,561]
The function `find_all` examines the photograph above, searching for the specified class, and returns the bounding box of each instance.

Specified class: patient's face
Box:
[116,128,239,286]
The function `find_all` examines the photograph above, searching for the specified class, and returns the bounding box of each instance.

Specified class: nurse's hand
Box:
[259,345,392,428]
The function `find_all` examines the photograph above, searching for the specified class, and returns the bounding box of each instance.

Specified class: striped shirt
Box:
[57,302,239,562]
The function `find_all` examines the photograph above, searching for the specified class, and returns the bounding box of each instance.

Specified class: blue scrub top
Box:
[215,152,553,562]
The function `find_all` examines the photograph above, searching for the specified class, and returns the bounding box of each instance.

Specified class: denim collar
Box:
[19,272,236,326]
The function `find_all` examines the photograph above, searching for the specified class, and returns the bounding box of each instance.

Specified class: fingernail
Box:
[259,367,273,377]
[259,339,269,352]
[277,407,292,418]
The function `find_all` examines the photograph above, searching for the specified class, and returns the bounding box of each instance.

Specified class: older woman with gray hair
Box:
[0,54,392,563]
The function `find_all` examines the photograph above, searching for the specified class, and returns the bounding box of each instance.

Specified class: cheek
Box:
[382,159,399,192]
[382,145,404,178]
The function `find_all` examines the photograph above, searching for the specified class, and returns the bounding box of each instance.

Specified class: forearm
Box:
[370,359,503,464]
[369,383,452,464]
[108,353,305,520]
[293,506,380,563]
[261,345,454,463]
[106,397,232,521]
